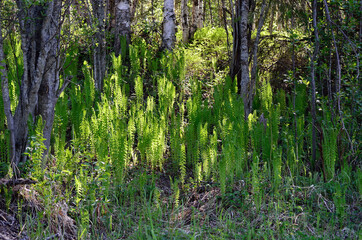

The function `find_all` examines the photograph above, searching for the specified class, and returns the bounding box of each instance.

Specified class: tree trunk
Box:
[131,0,139,23]
[90,0,107,92]
[198,0,204,29]
[310,0,319,168]
[114,0,131,58]
[0,20,16,167]
[323,0,354,153]
[181,0,190,43]
[239,0,250,117]
[0,0,67,167]
[162,0,176,50]
[208,0,213,25]
[249,0,269,113]
[190,0,204,39]
[230,0,250,118]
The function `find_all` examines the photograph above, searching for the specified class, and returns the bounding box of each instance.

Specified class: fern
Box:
[74,175,83,207]
[273,147,282,194]
[82,61,96,106]
[208,127,218,179]
[198,122,208,181]
[357,168,362,198]
[260,80,273,115]
[180,143,186,185]
[251,152,261,210]
[322,124,338,181]
[219,149,227,195]
[25,117,46,181]
[135,76,144,109]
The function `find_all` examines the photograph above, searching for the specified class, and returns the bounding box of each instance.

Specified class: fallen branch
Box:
[0,178,37,187]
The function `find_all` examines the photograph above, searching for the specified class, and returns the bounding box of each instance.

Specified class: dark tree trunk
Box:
[0,0,68,168]
[90,0,107,92]
[181,0,190,43]
[310,0,319,169]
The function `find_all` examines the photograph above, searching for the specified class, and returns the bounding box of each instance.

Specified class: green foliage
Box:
[25,118,46,181]
[184,27,230,82]
[1,23,359,239]
[357,168,362,198]
[322,122,339,181]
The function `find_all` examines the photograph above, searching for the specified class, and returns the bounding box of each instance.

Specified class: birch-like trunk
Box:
[0,0,67,167]
[249,0,269,112]
[162,0,176,50]
[239,0,250,117]
[115,0,131,58]
[231,0,250,118]
[181,0,190,43]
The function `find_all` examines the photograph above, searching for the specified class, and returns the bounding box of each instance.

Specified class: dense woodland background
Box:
[0,0,361,239]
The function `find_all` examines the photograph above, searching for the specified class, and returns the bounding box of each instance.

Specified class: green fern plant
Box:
[357,168,362,198]
[322,123,338,181]
[25,117,46,181]
[333,182,346,220]
[251,152,261,211]
[135,75,144,109]
[272,147,282,194]
[208,127,218,180]
[219,151,227,195]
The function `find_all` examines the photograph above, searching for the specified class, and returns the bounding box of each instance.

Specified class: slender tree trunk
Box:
[221,0,231,58]
[131,0,139,22]
[239,0,250,117]
[198,0,204,29]
[230,0,238,83]
[181,0,190,43]
[90,0,107,92]
[0,0,68,168]
[114,0,131,58]
[218,0,222,27]
[208,0,213,25]
[310,0,319,168]
[162,0,176,50]
[249,0,269,114]
[323,0,354,153]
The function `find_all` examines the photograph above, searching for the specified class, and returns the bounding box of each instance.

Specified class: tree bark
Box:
[230,0,251,118]
[190,0,204,39]
[0,0,68,167]
[162,0,176,51]
[239,0,250,117]
[310,0,319,168]
[208,0,213,25]
[114,0,131,58]
[0,19,16,167]
[249,0,269,115]
[90,0,107,92]
[181,0,190,43]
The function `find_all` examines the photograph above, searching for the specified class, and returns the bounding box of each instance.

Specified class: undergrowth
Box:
[0,28,361,239]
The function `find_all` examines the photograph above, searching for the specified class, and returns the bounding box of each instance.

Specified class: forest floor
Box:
[1,169,361,239]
